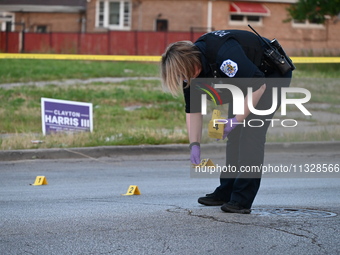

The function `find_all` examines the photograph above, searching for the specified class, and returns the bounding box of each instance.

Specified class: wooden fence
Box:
[0,31,204,55]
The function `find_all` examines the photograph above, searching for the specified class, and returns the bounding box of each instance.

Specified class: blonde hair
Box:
[161,41,201,95]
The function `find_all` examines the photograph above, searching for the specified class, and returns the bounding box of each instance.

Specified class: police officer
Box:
[161,29,293,214]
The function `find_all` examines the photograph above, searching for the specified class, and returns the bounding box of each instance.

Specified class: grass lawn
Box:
[0,60,339,150]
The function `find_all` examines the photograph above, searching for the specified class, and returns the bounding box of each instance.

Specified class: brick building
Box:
[1,0,339,55]
[0,0,86,32]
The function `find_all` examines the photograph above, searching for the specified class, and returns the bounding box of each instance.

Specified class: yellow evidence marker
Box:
[122,185,141,196]
[32,176,48,186]
[192,158,216,169]
[208,109,226,140]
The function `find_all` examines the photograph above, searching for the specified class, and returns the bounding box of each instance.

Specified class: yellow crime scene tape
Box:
[0,53,161,62]
[290,57,340,63]
[0,53,339,63]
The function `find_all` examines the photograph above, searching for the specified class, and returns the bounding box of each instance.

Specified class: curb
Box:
[0,142,339,162]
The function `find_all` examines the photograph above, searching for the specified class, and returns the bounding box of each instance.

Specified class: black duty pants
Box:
[213,70,292,209]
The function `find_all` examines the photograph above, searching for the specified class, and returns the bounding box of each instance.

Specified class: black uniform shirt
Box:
[183,38,265,113]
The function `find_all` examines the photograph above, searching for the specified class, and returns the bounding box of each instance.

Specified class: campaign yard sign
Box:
[41,98,93,135]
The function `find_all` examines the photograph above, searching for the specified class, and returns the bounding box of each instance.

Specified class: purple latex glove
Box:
[222,117,239,140]
[190,145,201,165]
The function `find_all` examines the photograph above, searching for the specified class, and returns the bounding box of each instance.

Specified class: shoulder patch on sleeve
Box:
[220,59,238,77]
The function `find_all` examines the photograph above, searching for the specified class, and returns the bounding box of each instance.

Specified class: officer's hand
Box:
[190,145,201,165]
[222,117,239,140]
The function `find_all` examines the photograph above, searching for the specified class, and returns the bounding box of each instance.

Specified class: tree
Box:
[287,0,340,24]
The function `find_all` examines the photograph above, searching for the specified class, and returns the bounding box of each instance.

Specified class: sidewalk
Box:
[1,141,340,161]
[0,77,160,89]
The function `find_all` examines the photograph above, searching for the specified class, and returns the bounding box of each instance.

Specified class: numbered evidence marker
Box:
[32,176,48,186]
[193,158,216,168]
[122,185,141,196]
[192,158,216,169]
[208,109,226,140]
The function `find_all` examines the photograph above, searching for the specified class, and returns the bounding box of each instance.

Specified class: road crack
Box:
[166,206,325,253]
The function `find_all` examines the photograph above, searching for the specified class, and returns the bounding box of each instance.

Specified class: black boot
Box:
[198,193,225,206]
[221,201,251,214]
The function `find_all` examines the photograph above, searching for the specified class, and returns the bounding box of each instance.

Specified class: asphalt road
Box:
[1,149,339,255]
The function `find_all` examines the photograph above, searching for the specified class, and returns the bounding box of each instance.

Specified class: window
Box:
[96,0,131,30]
[229,2,269,26]
[156,19,168,31]
[109,2,120,25]
[292,19,324,29]
[230,15,262,25]
[36,25,48,33]
[98,2,104,27]
[0,12,14,31]
[230,15,243,21]
[247,16,260,22]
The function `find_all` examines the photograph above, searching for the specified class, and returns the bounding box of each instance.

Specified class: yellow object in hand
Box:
[208,109,226,139]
